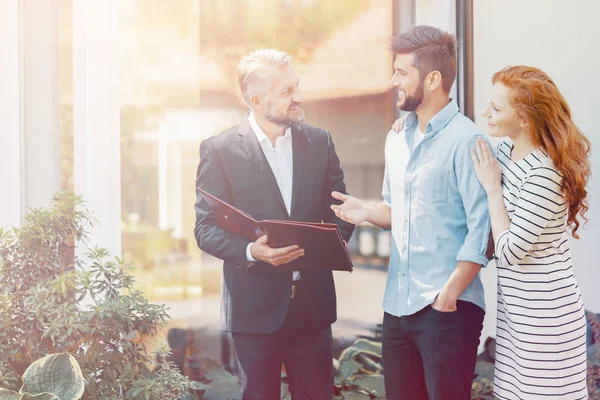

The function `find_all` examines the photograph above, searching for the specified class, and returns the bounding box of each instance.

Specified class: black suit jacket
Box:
[194,117,354,334]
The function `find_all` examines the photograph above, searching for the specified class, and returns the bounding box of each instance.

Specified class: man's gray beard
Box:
[265,114,304,128]
[265,110,305,128]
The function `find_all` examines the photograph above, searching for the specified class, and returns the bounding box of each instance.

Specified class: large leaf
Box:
[358,354,382,373]
[192,381,210,391]
[195,356,239,383]
[202,362,241,400]
[338,339,383,384]
[0,390,58,400]
[339,339,382,358]
[20,353,84,400]
[353,374,385,398]
[21,394,60,400]
[338,339,382,367]
[340,359,362,382]
[341,391,371,400]
[351,339,382,355]
[332,358,340,371]
[0,389,21,400]
[206,368,238,385]
[203,381,242,400]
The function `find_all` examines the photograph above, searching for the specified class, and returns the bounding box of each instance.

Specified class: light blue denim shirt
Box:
[382,99,490,317]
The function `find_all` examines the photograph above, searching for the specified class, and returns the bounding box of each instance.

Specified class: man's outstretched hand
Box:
[331,191,369,225]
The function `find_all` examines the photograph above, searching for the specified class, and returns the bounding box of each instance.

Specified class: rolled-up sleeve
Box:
[455,135,492,266]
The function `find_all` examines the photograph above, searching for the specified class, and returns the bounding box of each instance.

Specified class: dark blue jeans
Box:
[382,300,484,400]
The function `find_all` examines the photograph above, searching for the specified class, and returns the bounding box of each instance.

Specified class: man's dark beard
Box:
[399,80,425,112]
[265,103,305,128]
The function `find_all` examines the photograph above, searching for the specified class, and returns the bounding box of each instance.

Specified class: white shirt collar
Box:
[248,111,292,147]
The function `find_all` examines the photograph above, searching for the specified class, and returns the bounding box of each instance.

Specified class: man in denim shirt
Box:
[332,26,491,400]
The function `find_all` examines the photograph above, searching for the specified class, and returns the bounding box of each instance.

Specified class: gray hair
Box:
[237,49,292,106]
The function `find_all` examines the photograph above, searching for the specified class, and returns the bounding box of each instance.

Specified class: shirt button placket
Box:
[403,185,409,282]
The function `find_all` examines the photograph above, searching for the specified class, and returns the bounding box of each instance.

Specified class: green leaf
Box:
[358,354,382,373]
[339,359,361,382]
[339,339,382,361]
[206,368,238,385]
[332,358,340,371]
[196,356,238,385]
[192,382,210,390]
[353,374,385,398]
[0,388,21,400]
[0,190,196,400]
[203,382,242,400]
[126,387,143,397]
[338,339,382,383]
[20,353,84,400]
[21,394,60,400]
[341,391,371,400]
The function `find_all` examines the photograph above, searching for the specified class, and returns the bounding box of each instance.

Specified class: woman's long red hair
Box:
[493,66,591,238]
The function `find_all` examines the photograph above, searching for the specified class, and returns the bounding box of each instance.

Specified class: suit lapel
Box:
[290,125,310,217]
[237,117,288,218]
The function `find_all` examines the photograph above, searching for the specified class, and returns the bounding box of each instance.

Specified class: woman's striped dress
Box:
[492,140,588,400]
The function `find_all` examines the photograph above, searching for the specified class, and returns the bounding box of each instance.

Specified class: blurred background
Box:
[1,0,599,382]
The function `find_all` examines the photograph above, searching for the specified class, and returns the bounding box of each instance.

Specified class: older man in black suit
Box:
[194,49,354,399]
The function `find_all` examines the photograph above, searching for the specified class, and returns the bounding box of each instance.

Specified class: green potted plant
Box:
[0,192,197,399]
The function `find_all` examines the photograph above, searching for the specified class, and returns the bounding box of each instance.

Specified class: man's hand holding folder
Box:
[196,188,353,272]
[250,235,305,267]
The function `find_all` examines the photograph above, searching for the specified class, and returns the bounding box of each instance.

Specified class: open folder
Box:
[196,188,353,272]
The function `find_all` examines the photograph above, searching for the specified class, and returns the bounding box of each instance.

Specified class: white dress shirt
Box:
[412,125,425,152]
[245,112,299,280]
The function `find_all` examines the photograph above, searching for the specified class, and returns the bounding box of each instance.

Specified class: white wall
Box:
[21,0,62,210]
[414,0,458,101]
[0,0,22,229]
[415,0,456,34]
[73,0,122,258]
[0,0,62,229]
[474,0,600,344]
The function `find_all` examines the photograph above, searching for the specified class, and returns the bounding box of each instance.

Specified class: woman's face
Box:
[483,82,526,139]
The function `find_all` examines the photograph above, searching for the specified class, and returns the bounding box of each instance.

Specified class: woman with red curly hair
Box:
[472,65,591,399]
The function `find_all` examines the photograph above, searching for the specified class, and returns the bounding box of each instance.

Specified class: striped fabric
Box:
[492,140,588,400]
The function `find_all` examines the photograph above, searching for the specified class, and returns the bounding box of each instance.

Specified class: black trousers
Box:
[231,282,333,400]
[382,300,485,400]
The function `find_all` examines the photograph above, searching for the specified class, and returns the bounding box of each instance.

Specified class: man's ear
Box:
[426,71,443,91]
[250,95,261,109]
